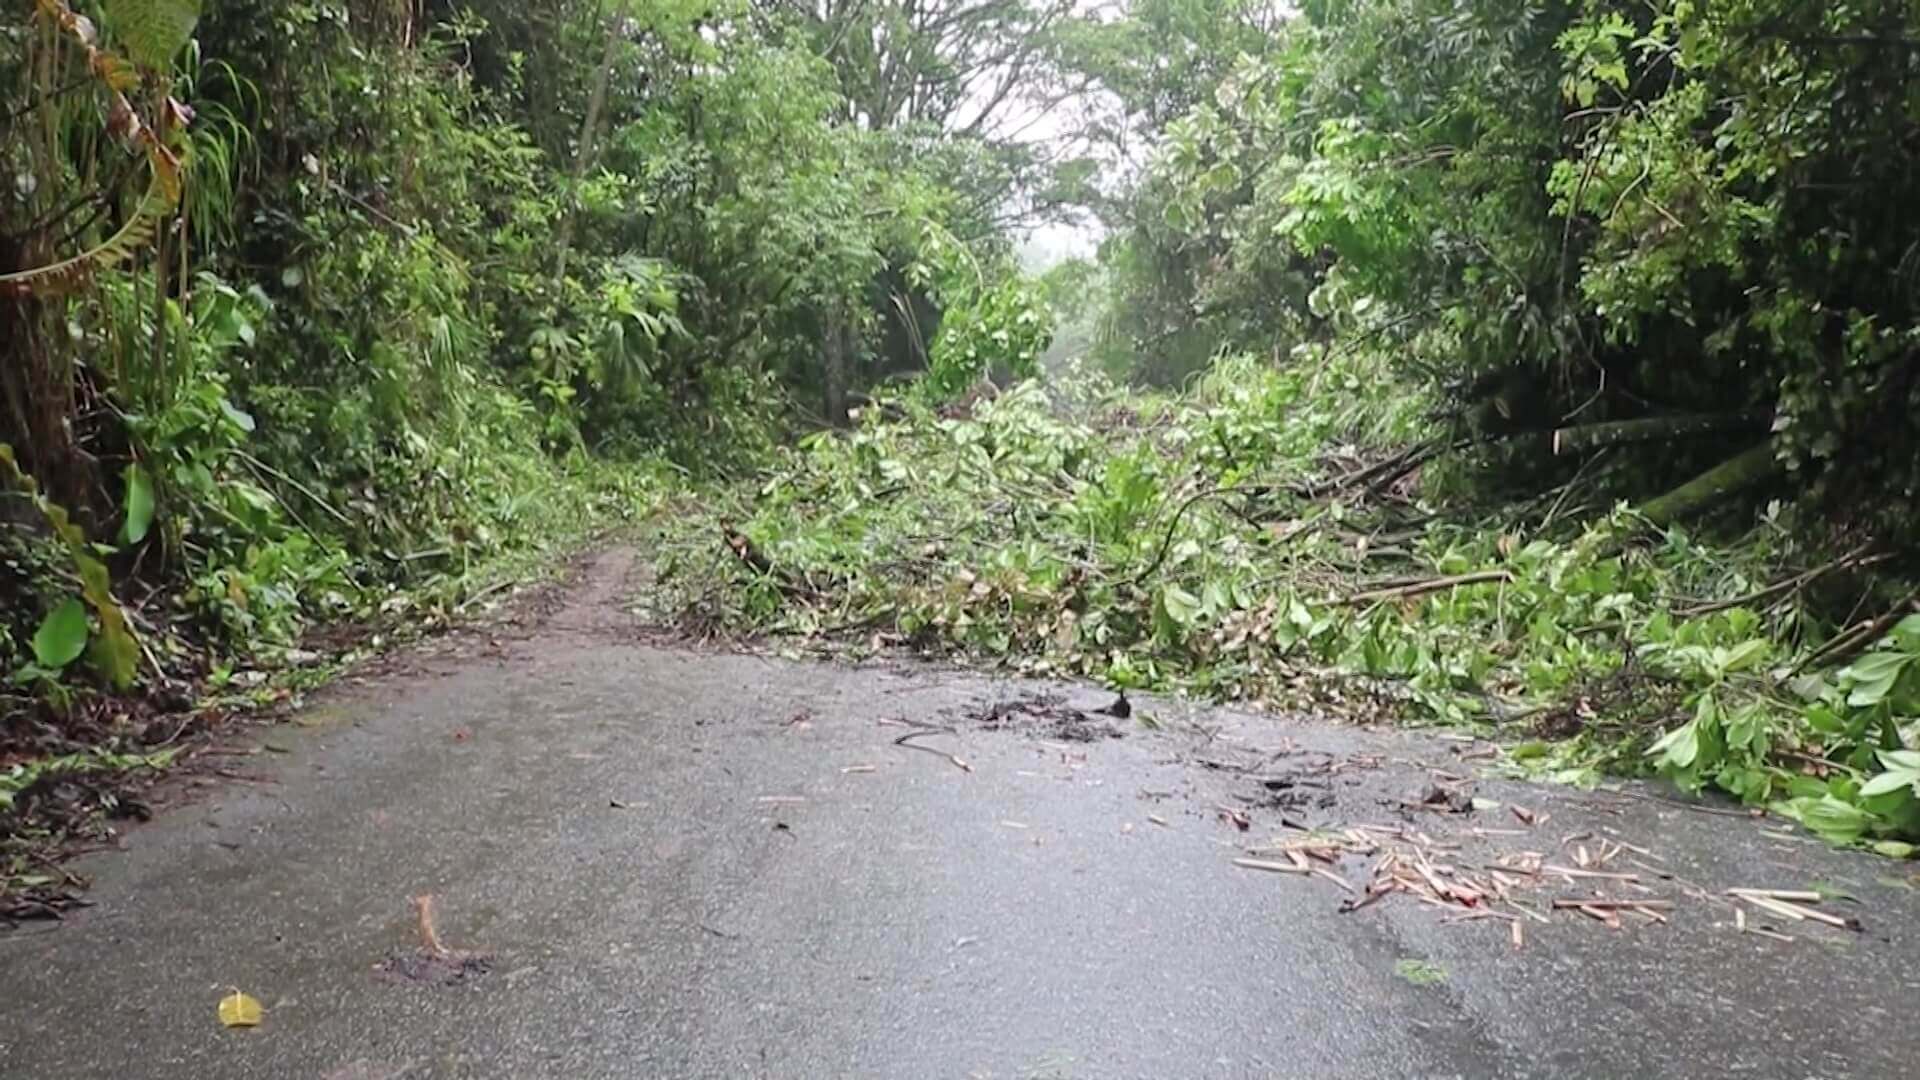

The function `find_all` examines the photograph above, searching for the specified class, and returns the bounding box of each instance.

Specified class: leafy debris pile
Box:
[646,360,1920,851]
[1235,821,1864,947]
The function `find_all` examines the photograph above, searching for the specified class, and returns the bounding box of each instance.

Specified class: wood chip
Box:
[841,765,877,774]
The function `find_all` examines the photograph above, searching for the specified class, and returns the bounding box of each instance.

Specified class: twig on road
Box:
[893,729,972,773]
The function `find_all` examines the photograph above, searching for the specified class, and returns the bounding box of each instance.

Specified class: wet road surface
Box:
[5,552,1919,1078]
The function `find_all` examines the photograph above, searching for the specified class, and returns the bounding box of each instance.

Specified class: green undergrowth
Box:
[649,357,1920,853]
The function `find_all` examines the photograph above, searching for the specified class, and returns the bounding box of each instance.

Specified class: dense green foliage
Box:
[1094,0,1920,540]
[0,0,1063,701]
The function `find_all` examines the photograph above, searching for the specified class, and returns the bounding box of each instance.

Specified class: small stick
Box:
[1312,867,1358,894]
[1551,898,1673,910]
[1577,904,1622,929]
[1735,895,1809,923]
[893,731,973,773]
[1234,857,1312,875]
[1508,901,1551,925]
[1726,888,1821,903]
[1340,885,1397,914]
[1545,865,1639,882]
[1734,894,1854,929]
[411,894,449,958]
[1736,905,1794,944]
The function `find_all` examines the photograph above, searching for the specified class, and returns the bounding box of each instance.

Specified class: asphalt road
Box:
[5,552,1920,1079]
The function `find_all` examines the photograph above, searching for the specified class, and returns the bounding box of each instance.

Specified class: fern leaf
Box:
[104,0,201,69]
[0,170,170,298]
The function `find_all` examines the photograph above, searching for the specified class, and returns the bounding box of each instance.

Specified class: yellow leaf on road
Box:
[218,990,263,1028]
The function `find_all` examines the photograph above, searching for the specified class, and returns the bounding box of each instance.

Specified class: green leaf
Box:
[220,399,256,433]
[1159,585,1201,627]
[1881,749,1920,771]
[1719,638,1769,673]
[121,464,155,544]
[104,0,202,69]
[1871,841,1916,859]
[33,598,90,669]
[1859,769,1920,798]
[1393,958,1446,986]
[1842,652,1908,707]
[1649,716,1700,768]
[1793,795,1873,845]
[1508,740,1551,762]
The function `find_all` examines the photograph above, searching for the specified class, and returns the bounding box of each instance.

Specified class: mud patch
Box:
[1248,773,1337,812]
[374,894,493,986]
[374,948,494,987]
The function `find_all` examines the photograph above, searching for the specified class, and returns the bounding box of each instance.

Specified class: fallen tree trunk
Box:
[1638,440,1781,528]
[1550,413,1767,457]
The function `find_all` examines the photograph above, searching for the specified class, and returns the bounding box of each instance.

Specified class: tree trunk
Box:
[823,306,851,427]
[551,8,622,287]
[1639,440,1781,527]
[1550,412,1768,456]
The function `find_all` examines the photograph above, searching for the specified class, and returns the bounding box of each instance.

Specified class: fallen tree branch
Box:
[1550,412,1767,457]
[1293,439,1453,500]
[1793,586,1920,673]
[1339,570,1512,606]
[1676,543,1888,618]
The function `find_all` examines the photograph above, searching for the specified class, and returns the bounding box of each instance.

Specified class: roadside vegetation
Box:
[6,0,1920,906]
[1,0,1066,892]
[658,0,1920,854]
